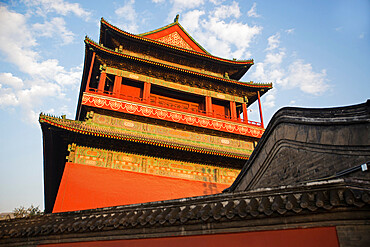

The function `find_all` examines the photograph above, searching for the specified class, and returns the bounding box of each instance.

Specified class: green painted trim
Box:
[177,22,210,55]
[138,22,177,36]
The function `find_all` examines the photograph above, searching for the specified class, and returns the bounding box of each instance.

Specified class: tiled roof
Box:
[85,37,272,89]
[101,18,252,65]
[39,114,248,159]
[0,179,369,243]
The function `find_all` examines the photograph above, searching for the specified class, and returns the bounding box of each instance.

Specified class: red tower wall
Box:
[53,162,229,213]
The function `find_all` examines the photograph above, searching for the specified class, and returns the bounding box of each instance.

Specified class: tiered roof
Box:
[41,17,274,214]
[75,17,273,124]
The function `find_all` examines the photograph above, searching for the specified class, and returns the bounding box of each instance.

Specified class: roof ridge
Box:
[138,22,177,37]
[100,18,254,65]
[138,20,210,55]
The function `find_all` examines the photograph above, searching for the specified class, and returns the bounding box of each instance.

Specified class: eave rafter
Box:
[85,37,272,90]
[39,114,249,160]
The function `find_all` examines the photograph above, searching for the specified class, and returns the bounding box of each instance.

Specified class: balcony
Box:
[85,87,262,128]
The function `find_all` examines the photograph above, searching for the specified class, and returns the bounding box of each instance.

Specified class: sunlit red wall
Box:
[39,227,339,247]
[120,81,142,99]
[53,162,229,213]
[212,100,230,118]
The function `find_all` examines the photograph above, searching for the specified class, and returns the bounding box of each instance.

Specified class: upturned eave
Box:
[99,18,254,68]
[85,37,272,90]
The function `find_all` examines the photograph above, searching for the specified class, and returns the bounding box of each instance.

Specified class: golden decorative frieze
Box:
[86,112,254,156]
[68,145,240,185]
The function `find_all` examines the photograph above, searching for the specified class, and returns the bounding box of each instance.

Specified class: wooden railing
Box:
[86,87,262,127]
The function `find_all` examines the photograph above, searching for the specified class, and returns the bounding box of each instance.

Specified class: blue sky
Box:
[0,0,369,212]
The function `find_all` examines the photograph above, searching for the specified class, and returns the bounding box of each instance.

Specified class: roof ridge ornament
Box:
[174,14,179,23]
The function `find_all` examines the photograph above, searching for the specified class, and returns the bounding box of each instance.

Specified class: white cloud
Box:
[170,0,205,10]
[16,81,63,107]
[0,6,82,124]
[266,33,280,51]
[247,3,260,18]
[182,10,205,31]
[22,0,91,20]
[0,6,38,75]
[251,62,265,81]
[0,85,19,107]
[116,0,136,22]
[265,50,285,65]
[285,28,295,34]
[269,69,285,82]
[232,48,251,60]
[0,73,24,89]
[279,60,329,95]
[209,0,225,4]
[0,75,64,109]
[32,17,74,44]
[252,30,329,109]
[115,0,139,33]
[0,7,80,83]
[206,18,261,49]
[26,109,41,124]
[179,3,262,60]
[212,1,240,20]
[200,34,232,57]
[264,88,276,108]
[157,0,205,22]
[59,104,73,116]
[359,32,365,39]
[54,64,82,86]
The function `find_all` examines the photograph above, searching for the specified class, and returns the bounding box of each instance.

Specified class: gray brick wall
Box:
[337,225,370,247]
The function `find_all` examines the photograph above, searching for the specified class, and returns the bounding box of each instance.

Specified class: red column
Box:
[85,52,95,92]
[143,82,151,102]
[206,96,213,116]
[242,103,248,123]
[97,71,106,93]
[257,91,264,128]
[113,76,122,97]
[230,101,237,120]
